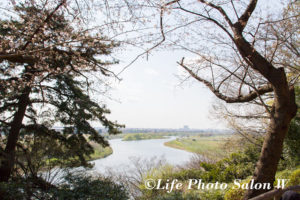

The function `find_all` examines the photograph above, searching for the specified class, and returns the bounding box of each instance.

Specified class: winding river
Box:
[92,137,194,174]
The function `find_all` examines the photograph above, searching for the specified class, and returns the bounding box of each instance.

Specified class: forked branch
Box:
[178,58,273,103]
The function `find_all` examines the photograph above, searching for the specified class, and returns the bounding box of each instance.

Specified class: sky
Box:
[0,0,286,130]
[102,49,227,129]
[90,0,285,130]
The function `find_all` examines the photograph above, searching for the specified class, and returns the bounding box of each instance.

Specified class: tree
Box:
[109,0,299,198]
[282,85,300,168]
[176,1,298,199]
[1,171,129,200]
[0,0,123,187]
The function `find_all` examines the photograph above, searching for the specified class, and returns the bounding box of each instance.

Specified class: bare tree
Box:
[106,0,299,198]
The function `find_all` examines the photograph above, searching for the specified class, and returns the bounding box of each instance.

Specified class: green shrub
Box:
[279,119,300,169]
[195,150,257,183]
[287,168,300,186]
[224,180,250,200]
[198,189,225,200]
[224,187,245,200]
[53,173,128,200]
[0,172,129,200]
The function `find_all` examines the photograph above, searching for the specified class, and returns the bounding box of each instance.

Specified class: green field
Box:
[122,133,166,141]
[164,135,229,159]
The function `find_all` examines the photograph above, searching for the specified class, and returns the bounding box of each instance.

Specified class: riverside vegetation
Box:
[0,1,299,200]
[134,133,300,200]
[88,142,113,161]
[122,133,166,141]
[164,136,229,160]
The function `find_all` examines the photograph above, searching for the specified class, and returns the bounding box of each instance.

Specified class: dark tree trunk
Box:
[229,23,299,199]
[176,0,297,198]
[0,87,31,182]
[244,86,297,199]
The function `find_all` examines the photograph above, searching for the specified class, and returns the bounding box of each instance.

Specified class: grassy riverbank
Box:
[164,135,229,159]
[122,133,166,141]
[88,142,113,161]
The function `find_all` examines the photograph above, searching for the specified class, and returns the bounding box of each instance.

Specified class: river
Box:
[92,137,194,174]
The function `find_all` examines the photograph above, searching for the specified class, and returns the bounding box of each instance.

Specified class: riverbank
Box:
[164,135,229,160]
[122,133,166,141]
[88,142,113,161]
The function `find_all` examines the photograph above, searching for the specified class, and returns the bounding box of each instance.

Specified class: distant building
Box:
[183,125,189,130]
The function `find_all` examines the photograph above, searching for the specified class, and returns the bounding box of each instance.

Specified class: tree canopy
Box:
[105,0,299,198]
[0,0,123,187]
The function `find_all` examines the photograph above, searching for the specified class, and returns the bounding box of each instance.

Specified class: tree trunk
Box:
[0,87,31,182]
[244,86,297,199]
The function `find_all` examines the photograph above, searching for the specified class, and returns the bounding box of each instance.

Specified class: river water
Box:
[92,137,194,174]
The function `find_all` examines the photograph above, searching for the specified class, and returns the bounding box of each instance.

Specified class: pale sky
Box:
[92,0,285,130]
[103,49,227,129]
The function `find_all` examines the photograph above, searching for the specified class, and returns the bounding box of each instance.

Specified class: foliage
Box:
[0,172,129,200]
[280,86,300,168]
[0,0,123,184]
[196,143,259,183]
[138,143,260,199]
[131,0,299,197]
[52,173,129,200]
[224,179,251,200]
[138,164,176,199]
[223,167,300,200]
[274,168,295,187]
[224,188,245,200]
[198,189,225,200]
[88,142,113,161]
[89,146,113,161]
[287,168,300,186]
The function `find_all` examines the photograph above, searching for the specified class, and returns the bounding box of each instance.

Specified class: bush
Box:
[287,168,300,186]
[279,119,300,169]
[53,173,129,200]
[196,147,258,183]
[224,179,250,200]
[198,189,225,200]
[224,187,245,200]
[0,172,129,200]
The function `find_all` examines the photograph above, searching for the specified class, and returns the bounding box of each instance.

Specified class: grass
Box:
[122,133,166,141]
[88,142,113,161]
[164,135,229,159]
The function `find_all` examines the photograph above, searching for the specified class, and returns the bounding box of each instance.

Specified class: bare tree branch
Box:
[178,58,273,103]
[234,0,258,33]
